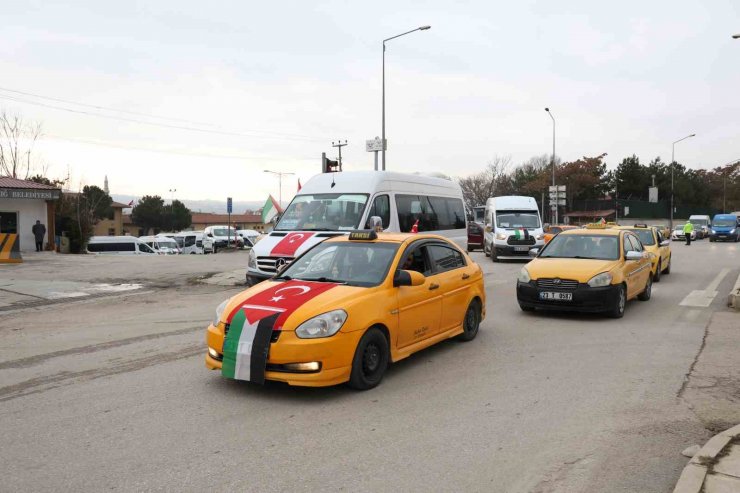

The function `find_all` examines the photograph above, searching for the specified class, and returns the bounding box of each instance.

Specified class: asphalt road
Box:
[0,240,738,492]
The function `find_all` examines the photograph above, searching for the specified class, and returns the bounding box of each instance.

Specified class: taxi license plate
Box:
[515,246,530,252]
[539,291,572,301]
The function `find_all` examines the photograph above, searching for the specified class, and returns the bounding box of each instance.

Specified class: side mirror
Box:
[528,248,539,258]
[659,240,670,247]
[625,251,643,261]
[393,269,425,287]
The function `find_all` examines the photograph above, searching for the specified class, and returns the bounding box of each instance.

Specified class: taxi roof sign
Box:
[633,223,648,228]
[348,230,378,241]
[584,222,609,229]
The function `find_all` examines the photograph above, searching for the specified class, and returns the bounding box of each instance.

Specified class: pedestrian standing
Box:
[32,220,46,252]
[683,220,693,246]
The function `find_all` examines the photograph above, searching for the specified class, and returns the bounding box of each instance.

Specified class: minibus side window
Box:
[366,194,390,229]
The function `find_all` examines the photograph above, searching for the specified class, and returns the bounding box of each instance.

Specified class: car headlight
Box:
[248,249,256,268]
[214,299,229,326]
[518,267,531,283]
[495,232,507,240]
[587,272,613,287]
[711,229,716,234]
[731,229,737,234]
[295,309,347,339]
[535,233,544,240]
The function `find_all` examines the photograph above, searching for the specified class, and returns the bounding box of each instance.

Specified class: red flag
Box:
[411,219,419,233]
[127,200,134,207]
[297,179,302,192]
[270,232,315,256]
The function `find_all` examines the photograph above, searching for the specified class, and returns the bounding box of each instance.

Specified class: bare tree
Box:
[0,110,43,179]
[457,155,513,211]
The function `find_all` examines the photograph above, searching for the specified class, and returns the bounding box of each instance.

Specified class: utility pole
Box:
[169,188,176,232]
[332,140,347,171]
[545,108,557,224]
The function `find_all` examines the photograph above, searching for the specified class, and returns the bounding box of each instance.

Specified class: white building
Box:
[0,177,61,252]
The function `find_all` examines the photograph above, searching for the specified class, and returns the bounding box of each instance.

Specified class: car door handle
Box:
[429,283,440,290]
[462,273,470,280]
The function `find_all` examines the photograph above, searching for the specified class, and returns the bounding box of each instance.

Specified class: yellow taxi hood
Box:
[222,280,370,332]
[526,258,619,281]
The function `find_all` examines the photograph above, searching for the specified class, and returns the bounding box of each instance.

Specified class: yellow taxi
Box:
[205,231,486,390]
[613,224,671,282]
[543,225,578,244]
[516,224,653,318]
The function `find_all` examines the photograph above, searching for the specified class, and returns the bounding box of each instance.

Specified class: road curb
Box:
[728,273,740,311]
[673,424,740,493]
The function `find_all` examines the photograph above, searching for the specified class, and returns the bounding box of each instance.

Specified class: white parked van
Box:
[202,225,239,253]
[139,235,181,254]
[246,170,467,285]
[174,231,204,254]
[483,196,544,261]
[87,236,158,255]
[236,229,262,249]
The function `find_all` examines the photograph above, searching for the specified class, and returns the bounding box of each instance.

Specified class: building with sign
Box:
[0,176,61,252]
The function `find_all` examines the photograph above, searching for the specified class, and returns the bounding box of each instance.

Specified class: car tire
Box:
[491,247,499,263]
[467,245,474,253]
[653,260,662,282]
[709,237,715,242]
[638,275,652,301]
[484,243,490,257]
[608,284,626,318]
[664,256,671,275]
[457,300,481,341]
[519,303,535,312]
[348,327,389,391]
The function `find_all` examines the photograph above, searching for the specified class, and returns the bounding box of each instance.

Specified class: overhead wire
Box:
[0,91,325,143]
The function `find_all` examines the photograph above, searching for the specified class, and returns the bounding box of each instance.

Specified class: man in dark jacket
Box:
[32,220,46,252]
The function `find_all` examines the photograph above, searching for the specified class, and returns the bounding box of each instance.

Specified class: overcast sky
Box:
[2,0,739,204]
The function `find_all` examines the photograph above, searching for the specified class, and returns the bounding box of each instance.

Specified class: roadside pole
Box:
[366,136,386,171]
[227,197,232,249]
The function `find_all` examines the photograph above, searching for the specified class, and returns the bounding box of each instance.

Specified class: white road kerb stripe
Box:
[679,268,731,308]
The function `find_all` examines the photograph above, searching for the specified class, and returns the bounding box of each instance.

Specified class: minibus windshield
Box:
[496,210,540,229]
[275,194,369,231]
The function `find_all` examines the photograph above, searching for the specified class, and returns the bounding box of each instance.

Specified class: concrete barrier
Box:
[0,233,23,263]
[728,273,740,311]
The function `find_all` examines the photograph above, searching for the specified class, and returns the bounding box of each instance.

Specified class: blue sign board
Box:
[227,197,233,214]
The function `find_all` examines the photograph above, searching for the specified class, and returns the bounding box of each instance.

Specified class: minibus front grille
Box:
[257,256,294,274]
[507,236,536,246]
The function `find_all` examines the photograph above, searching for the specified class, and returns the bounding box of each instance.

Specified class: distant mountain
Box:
[112,195,265,214]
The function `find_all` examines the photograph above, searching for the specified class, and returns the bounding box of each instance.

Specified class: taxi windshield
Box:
[278,241,399,287]
[540,234,619,260]
[625,229,655,246]
[496,210,540,229]
[275,194,369,232]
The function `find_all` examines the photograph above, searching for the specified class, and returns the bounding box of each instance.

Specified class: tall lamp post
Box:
[168,188,176,232]
[670,133,696,229]
[263,170,295,208]
[382,25,431,171]
[544,108,556,224]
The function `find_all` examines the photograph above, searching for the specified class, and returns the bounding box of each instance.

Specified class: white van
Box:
[246,170,467,285]
[236,229,261,249]
[688,214,711,239]
[202,225,239,253]
[139,235,181,254]
[174,231,204,254]
[87,236,158,255]
[483,196,544,261]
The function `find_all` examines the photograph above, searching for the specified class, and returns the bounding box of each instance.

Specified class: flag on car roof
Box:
[297,179,302,192]
[261,195,281,224]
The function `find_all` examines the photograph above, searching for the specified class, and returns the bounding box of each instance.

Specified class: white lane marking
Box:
[679,268,731,307]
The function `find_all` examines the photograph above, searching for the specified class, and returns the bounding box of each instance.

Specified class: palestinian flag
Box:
[513,229,530,240]
[261,195,281,224]
[221,280,339,383]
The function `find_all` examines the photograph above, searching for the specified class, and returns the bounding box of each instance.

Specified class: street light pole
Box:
[545,108,556,224]
[168,188,176,232]
[670,133,696,229]
[382,25,431,171]
[263,170,295,208]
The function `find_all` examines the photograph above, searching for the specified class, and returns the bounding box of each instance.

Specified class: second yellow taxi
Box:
[205,231,486,390]
[517,224,653,318]
[612,224,671,282]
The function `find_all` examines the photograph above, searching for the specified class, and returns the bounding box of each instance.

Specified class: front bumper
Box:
[493,243,541,259]
[516,281,619,313]
[710,232,737,241]
[205,323,362,387]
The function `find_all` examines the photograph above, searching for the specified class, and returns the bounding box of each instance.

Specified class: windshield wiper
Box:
[273,275,292,281]
[299,277,347,284]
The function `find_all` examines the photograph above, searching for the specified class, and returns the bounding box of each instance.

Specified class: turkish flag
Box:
[270,232,315,256]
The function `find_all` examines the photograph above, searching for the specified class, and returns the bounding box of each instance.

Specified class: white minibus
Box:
[87,236,158,255]
[483,196,544,262]
[139,235,181,254]
[247,170,467,285]
[174,231,204,254]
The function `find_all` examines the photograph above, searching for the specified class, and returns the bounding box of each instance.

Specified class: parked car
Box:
[139,235,181,254]
[671,226,696,241]
[174,231,204,254]
[87,236,157,255]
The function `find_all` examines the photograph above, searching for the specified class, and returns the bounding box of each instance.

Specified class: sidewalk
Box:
[673,424,740,493]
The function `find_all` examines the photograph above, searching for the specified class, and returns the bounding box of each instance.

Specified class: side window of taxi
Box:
[629,234,644,252]
[623,234,635,256]
[428,244,466,273]
[400,245,433,276]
